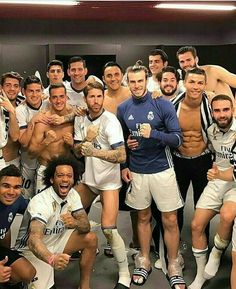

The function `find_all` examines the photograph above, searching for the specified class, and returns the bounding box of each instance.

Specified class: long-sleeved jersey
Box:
[117,92,182,174]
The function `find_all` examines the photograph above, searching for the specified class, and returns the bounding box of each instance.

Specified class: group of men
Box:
[0,45,236,289]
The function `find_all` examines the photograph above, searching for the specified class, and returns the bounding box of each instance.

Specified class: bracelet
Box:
[48,254,55,267]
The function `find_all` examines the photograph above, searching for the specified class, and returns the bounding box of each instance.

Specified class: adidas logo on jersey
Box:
[128,114,134,120]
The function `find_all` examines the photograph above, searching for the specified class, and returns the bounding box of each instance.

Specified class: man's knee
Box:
[220,206,235,225]
[84,231,97,249]
[13,258,36,283]
[191,217,205,235]
[162,212,178,230]
[138,209,152,225]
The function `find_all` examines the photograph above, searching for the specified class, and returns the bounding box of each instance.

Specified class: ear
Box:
[50,177,53,184]
[46,72,49,79]
[67,68,70,77]
[195,56,199,65]
[164,61,168,68]
[84,68,88,76]
[102,75,105,83]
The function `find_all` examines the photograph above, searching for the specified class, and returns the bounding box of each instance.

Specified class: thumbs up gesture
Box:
[207,162,220,181]
[0,256,11,283]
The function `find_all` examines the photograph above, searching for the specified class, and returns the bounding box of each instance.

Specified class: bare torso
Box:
[177,102,207,157]
[103,86,130,114]
[200,65,233,98]
[38,110,73,166]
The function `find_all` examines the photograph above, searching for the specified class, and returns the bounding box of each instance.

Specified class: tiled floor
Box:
[12,185,231,289]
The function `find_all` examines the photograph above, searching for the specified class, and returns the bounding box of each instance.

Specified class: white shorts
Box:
[36,165,47,194]
[196,179,236,212]
[21,165,37,199]
[5,156,20,168]
[125,167,183,212]
[23,229,73,289]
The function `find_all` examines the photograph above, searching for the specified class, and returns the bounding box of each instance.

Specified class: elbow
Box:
[77,224,90,234]
[119,155,126,164]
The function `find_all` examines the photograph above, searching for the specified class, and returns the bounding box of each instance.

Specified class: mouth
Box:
[59,184,70,193]
[4,196,16,203]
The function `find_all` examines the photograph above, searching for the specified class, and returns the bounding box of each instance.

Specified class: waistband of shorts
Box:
[173,149,211,159]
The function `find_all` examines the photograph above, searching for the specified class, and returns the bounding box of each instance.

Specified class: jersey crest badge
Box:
[8,212,13,223]
[147,111,154,121]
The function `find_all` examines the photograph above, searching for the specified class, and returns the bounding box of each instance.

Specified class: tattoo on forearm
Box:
[72,210,90,234]
[28,220,52,262]
[94,145,126,164]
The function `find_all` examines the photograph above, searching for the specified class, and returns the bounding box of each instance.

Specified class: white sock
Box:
[103,228,131,287]
[189,247,208,289]
[204,246,223,279]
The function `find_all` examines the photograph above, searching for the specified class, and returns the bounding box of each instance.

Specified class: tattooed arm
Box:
[81,142,126,164]
[74,124,99,158]
[28,220,70,270]
[28,220,53,263]
[60,209,90,234]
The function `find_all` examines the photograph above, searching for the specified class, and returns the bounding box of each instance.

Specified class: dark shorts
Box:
[0,246,22,266]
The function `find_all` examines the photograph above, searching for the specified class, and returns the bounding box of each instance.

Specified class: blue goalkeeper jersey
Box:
[117,91,182,174]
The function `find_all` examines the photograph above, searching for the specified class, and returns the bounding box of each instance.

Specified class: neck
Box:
[71,80,86,91]
[163,94,175,101]
[184,94,202,108]
[89,108,104,120]
[50,107,67,116]
[106,86,123,97]
[152,74,158,81]
[10,99,17,108]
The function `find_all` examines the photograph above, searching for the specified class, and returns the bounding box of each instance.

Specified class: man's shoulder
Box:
[117,97,132,110]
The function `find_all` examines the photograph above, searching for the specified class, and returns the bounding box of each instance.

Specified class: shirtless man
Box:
[171,68,213,236]
[177,46,236,99]
[1,72,24,168]
[28,83,74,193]
[102,61,130,114]
[147,49,168,93]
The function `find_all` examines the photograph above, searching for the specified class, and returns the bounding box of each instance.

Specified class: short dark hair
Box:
[185,67,206,82]
[149,49,168,63]
[23,75,42,90]
[176,46,197,59]
[47,60,64,72]
[102,61,123,75]
[49,83,66,96]
[43,155,84,188]
[126,60,149,81]
[1,71,23,86]
[0,165,22,182]
[83,81,104,97]
[211,94,233,108]
[68,56,86,69]
[157,66,180,82]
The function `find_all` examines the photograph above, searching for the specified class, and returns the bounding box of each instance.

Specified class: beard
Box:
[214,116,233,129]
[160,85,177,97]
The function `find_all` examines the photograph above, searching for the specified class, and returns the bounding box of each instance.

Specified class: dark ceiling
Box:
[0,1,236,23]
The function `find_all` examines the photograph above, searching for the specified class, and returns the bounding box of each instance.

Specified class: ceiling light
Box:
[155,3,236,11]
[0,0,78,5]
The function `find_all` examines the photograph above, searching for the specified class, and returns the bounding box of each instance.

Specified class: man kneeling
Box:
[15,155,97,289]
